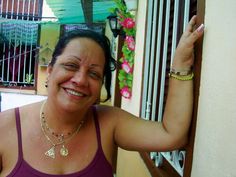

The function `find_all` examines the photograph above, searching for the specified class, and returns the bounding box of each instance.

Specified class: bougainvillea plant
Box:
[111,0,136,99]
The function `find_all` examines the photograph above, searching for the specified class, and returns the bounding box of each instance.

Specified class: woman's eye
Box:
[89,71,101,80]
[62,63,78,70]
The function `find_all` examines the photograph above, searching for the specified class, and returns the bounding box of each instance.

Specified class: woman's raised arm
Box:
[113,15,204,151]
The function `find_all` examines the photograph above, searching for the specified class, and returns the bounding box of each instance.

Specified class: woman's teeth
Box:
[67,89,84,96]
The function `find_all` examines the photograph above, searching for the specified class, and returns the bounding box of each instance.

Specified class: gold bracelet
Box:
[170,68,192,76]
[169,72,194,81]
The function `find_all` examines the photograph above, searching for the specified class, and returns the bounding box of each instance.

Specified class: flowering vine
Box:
[112,0,136,99]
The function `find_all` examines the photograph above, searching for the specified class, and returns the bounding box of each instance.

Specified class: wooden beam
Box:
[81,0,93,26]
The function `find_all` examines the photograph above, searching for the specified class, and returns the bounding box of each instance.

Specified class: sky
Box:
[42,0,57,22]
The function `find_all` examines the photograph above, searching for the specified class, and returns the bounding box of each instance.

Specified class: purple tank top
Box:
[7,107,113,177]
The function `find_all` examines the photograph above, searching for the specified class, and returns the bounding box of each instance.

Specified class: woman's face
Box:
[47,37,105,112]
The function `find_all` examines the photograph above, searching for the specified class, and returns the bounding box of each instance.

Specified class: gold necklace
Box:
[40,101,84,159]
[41,111,79,142]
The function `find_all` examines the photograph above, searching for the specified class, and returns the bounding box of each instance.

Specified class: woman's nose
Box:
[71,70,89,87]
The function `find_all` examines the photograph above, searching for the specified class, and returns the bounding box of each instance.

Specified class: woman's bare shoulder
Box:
[96,104,135,117]
[93,105,119,125]
[95,104,118,111]
[0,103,38,149]
[94,104,136,125]
[95,104,123,118]
[0,108,16,130]
[0,109,16,151]
[0,103,38,144]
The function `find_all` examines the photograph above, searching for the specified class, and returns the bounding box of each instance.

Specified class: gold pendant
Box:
[45,146,55,159]
[60,145,69,157]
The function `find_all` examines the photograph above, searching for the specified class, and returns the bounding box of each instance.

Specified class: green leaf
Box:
[119,81,125,89]
[119,57,124,62]
[119,69,126,75]
[109,7,116,13]
[127,80,133,88]
[118,74,125,81]
[127,74,133,81]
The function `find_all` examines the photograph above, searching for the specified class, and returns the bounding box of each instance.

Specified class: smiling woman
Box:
[0,19,204,177]
[50,30,116,102]
[47,37,106,112]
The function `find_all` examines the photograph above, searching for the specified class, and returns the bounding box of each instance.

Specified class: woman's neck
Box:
[40,100,90,135]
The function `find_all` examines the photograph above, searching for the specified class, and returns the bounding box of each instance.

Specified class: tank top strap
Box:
[14,107,24,160]
[92,106,102,149]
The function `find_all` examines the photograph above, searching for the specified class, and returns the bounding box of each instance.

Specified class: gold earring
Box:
[45,79,48,88]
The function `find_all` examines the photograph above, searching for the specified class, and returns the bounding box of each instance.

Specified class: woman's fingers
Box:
[181,17,204,48]
[183,23,204,48]
[185,15,197,33]
[187,16,205,43]
[185,15,204,39]
[172,16,204,69]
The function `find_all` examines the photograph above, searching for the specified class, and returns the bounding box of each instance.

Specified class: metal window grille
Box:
[141,0,196,176]
[0,0,43,88]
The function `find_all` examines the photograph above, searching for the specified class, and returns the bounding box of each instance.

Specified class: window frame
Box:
[139,0,205,176]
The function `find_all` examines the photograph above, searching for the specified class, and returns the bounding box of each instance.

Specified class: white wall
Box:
[191,1,236,177]
[0,92,46,111]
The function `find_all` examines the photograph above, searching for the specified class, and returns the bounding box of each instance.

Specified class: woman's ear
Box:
[45,65,53,88]
[47,64,53,75]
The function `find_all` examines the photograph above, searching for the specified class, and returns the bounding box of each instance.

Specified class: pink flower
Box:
[125,36,135,51]
[121,60,133,73]
[120,86,132,99]
[121,18,135,29]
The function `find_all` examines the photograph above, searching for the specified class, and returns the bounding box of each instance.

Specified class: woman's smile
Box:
[66,88,85,97]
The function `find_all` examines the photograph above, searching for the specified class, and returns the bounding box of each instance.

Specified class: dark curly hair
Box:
[49,29,116,102]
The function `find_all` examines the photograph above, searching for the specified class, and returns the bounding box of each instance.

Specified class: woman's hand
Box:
[172,15,204,70]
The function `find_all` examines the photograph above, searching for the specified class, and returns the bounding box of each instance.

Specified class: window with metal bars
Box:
[139,0,203,176]
[0,0,43,20]
[0,0,43,89]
